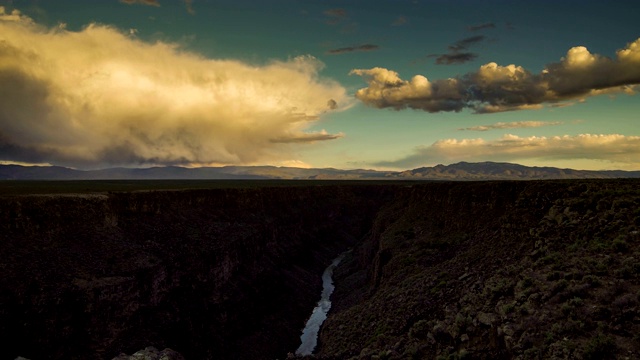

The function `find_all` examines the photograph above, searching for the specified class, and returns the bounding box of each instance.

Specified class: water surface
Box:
[295,252,347,355]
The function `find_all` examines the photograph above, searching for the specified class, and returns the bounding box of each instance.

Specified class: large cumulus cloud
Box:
[351,38,640,113]
[0,7,347,168]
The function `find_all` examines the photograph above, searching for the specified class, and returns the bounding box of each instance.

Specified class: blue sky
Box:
[1,0,639,170]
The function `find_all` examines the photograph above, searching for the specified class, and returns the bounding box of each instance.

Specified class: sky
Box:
[0,0,639,171]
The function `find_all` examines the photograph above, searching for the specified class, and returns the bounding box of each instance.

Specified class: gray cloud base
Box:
[0,9,347,168]
[351,38,640,114]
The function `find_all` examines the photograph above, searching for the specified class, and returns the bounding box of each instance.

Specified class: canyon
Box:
[1,180,639,359]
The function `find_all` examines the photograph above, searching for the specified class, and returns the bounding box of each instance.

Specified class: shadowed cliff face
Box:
[0,185,392,359]
[2,180,639,360]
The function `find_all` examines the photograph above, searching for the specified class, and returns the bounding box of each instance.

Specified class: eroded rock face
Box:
[0,185,391,360]
[3,180,640,360]
[112,346,184,360]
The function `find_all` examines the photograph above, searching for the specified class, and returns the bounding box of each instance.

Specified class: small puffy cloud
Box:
[120,0,160,6]
[376,134,640,169]
[349,68,464,112]
[352,38,640,113]
[0,6,33,23]
[468,22,495,31]
[327,44,379,55]
[458,121,563,131]
[0,10,348,168]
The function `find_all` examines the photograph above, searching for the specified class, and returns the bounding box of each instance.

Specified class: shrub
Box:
[583,334,616,360]
[612,238,629,253]
[583,275,601,287]
[550,279,569,296]
[408,319,430,340]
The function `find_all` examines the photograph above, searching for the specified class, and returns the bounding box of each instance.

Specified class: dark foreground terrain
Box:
[1,180,639,359]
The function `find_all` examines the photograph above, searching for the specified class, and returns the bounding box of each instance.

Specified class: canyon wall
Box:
[318,180,640,359]
[0,185,391,359]
[1,180,639,359]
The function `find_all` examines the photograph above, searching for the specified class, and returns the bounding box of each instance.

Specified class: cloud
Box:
[322,8,357,33]
[324,8,347,18]
[119,0,160,6]
[0,6,33,23]
[434,52,478,65]
[327,44,379,55]
[377,134,640,169]
[0,8,348,168]
[351,38,640,113]
[448,35,486,52]
[182,0,194,14]
[468,22,495,31]
[430,35,485,65]
[323,8,347,25]
[458,121,563,131]
[392,16,407,26]
[271,130,345,143]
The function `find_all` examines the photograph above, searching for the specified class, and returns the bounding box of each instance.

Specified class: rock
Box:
[112,347,185,360]
[477,312,497,326]
[502,324,515,337]
[504,335,514,351]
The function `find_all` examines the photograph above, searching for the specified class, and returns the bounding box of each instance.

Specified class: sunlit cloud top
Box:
[0,7,348,168]
[351,38,640,114]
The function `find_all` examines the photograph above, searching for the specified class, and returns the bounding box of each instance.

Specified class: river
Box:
[295,251,348,356]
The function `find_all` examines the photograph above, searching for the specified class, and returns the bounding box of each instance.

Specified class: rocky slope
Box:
[315,180,640,359]
[1,180,639,359]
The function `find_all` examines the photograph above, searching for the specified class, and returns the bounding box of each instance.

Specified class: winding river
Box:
[295,251,348,356]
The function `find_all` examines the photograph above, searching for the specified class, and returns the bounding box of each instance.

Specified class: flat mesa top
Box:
[1,178,639,197]
[0,179,424,196]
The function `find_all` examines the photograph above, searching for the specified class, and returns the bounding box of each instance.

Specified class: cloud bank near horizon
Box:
[457,121,563,131]
[376,134,640,169]
[351,38,640,113]
[0,7,347,168]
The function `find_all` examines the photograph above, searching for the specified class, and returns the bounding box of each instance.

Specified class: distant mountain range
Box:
[1,162,639,180]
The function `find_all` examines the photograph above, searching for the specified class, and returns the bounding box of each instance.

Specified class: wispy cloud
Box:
[351,38,640,113]
[327,44,379,55]
[458,121,563,131]
[119,0,193,14]
[448,35,486,52]
[376,134,640,169]
[0,8,348,168]
[324,8,347,18]
[183,0,194,14]
[271,130,345,143]
[434,52,478,65]
[429,35,486,65]
[119,0,160,7]
[392,16,407,26]
[323,8,347,25]
[323,7,358,33]
[467,22,495,31]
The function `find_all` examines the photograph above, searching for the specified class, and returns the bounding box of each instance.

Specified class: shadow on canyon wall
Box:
[1,180,639,359]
